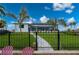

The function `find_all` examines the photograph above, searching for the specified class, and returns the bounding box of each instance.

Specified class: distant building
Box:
[12,23,55,32]
[12,23,29,32]
[30,24,53,32]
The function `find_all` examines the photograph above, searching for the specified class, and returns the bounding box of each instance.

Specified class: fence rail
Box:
[0,29,79,50]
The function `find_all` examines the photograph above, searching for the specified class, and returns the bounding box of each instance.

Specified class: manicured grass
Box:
[0,32,79,50]
[38,32,79,50]
[0,32,35,50]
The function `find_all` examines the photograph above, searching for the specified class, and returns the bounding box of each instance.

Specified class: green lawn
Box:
[0,32,35,50]
[0,32,79,50]
[38,32,79,50]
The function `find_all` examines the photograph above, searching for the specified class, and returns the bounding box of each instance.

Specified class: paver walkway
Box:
[30,33,53,51]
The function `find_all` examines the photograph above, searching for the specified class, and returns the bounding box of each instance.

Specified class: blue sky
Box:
[0,3,79,31]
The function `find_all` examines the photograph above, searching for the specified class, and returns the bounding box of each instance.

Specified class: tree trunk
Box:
[15,24,16,32]
[19,23,22,32]
[20,27,22,32]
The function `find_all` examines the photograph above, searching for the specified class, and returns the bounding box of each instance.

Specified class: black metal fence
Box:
[0,24,79,50]
[59,32,79,50]
[30,24,79,50]
[0,32,29,50]
[35,30,79,50]
[30,24,59,50]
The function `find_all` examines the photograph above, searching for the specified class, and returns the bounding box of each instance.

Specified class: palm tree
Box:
[58,18,69,31]
[0,5,5,16]
[6,7,29,32]
[47,18,68,31]
[67,17,76,31]
[70,21,76,31]
[58,18,67,27]
[0,5,7,30]
[73,22,76,29]
[47,18,57,30]
[0,19,6,29]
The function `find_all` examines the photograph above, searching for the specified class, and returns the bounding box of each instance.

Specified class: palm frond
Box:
[0,20,6,28]
[19,7,29,22]
[0,5,5,10]
[58,19,67,27]
[6,13,17,19]
[0,5,5,16]
[0,9,5,16]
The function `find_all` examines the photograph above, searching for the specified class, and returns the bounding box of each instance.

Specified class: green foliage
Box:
[0,19,6,28]
[58,18,67,27]
[0,5,5,16]
[19,7,29,22]
[6,7,29,32]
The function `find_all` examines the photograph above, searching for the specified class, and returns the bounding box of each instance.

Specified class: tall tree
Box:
[47,18,68,31]
[0,5,7,30]
[47,18,57,30]
[58,18,67,27]
[0,19,6,28]
[0,5,5,16]
[6,7,29,32]
[70,21,76,30]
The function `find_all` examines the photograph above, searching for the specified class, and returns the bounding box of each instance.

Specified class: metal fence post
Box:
[8,32,11,46]
[58,30,60,50]
[28,27,30,47]
[36,31,38,50]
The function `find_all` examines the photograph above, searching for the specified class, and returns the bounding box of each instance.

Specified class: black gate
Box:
[1,24,79,50]
[29,24,60,50]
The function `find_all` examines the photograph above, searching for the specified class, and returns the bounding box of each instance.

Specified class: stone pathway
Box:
[30,33,53,51]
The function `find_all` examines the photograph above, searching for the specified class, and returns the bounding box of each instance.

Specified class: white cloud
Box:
[40,16,49,23]
[8,24,14,28]
[11,21,18,23]
[75,23,79,29]
[67,17,76,24]
[11,17,36,24]
[65,9,73,14]
[29,17,36,22]
[26,20,33,24]
[63,3,72,8]
[7,24,15,30]
[23,20,33,24]
[77,26,79,29]
[53,3,73,11]
[23,18,33,24]
[53,3,64,11]
[70,6,75,9]
[44,6,50,10]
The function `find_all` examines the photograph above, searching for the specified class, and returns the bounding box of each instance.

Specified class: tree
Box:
[47,18,57,30]
[0,5,5,16]
[0,5,7,29]
[58,18,67,27]
[70,21,76,31]
[0,19,6,28]
[47,18,68,31]
[67,17,76,31]
[6,7,29,32]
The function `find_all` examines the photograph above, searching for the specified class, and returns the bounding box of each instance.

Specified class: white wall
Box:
[21,25,28,32]
[15,24,28,32]
[15,25,20,32]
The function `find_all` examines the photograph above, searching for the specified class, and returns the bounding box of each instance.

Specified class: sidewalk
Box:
[34,50,79,55]
[30,33,53,51]
[0,50,79,55]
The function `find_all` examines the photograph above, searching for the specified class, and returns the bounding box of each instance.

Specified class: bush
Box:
[0,30,11,35]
